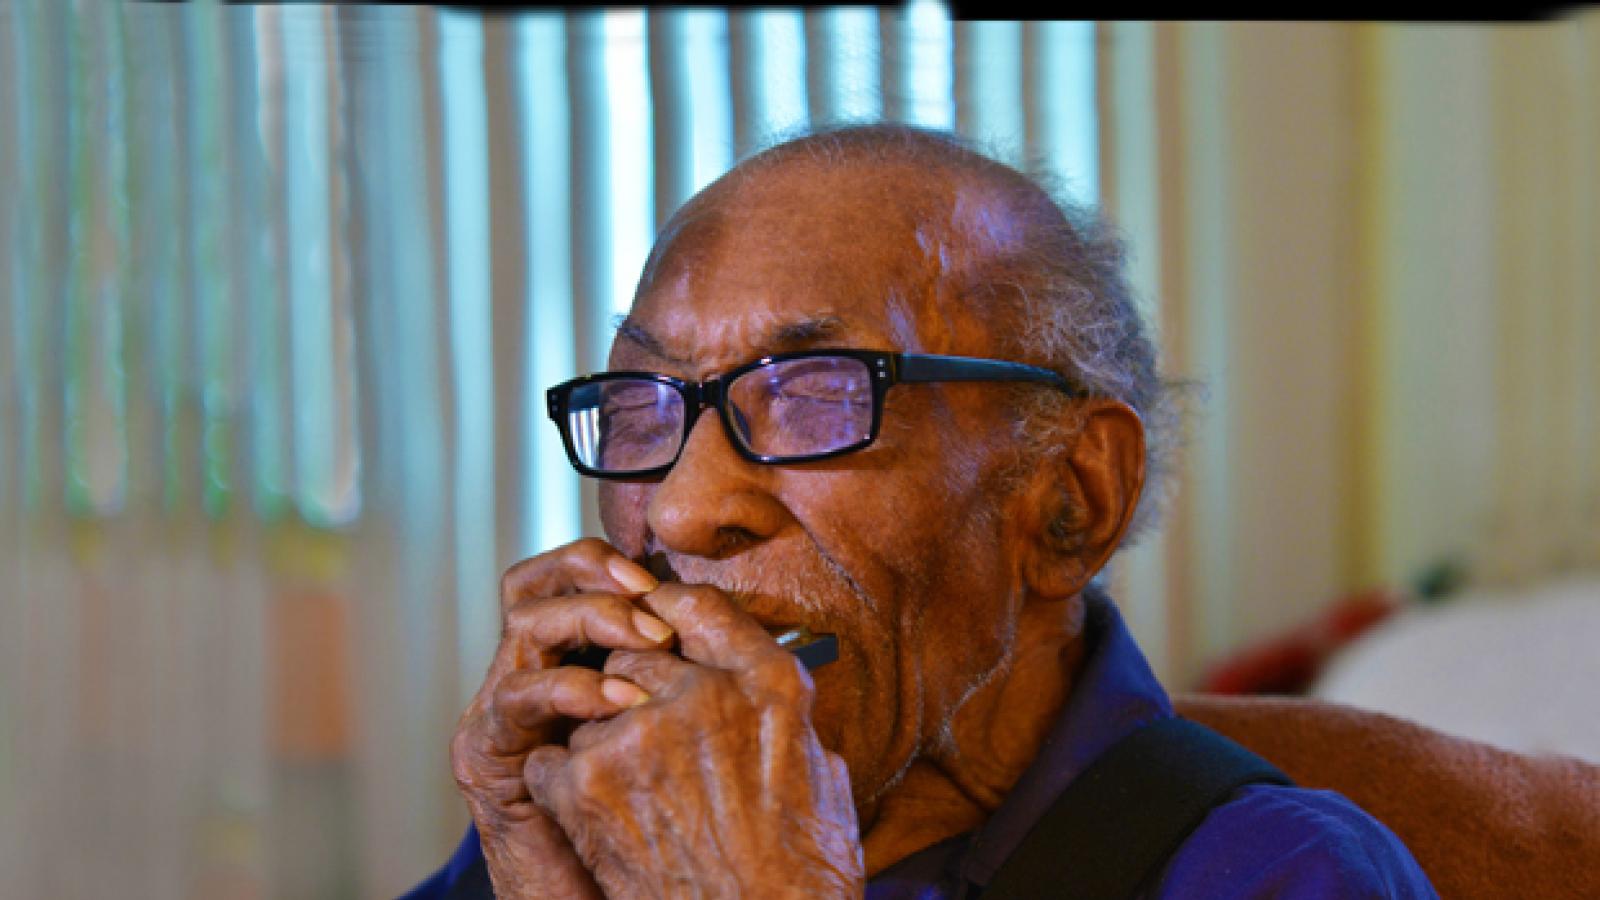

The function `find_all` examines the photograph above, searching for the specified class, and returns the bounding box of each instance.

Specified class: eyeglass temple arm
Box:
[896,353,1076,395]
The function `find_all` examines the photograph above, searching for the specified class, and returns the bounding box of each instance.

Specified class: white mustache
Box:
[646,552,839,617]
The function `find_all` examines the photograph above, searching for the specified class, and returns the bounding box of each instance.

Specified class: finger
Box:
[826,751,855,809]
[485,667,638,753]
[504,593,676,666]
[602,648,696,696]
[565,713,632,756]
[500,537,659,616]
[640,583,785,671]
[551,709,657,786]
[524,744,580,828]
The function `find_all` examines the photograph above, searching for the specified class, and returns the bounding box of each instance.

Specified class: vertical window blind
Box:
[0,3,1099,896]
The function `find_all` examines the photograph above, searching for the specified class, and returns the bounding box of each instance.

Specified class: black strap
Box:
[977,716,1292,900]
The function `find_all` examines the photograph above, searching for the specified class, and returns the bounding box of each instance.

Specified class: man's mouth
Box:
[643,550,676,585]
[641,550,816,634]
[557,551,839,672]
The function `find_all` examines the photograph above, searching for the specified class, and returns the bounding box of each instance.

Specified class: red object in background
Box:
[1199,588,1406,695]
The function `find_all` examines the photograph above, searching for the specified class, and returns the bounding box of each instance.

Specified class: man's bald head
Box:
[635,123,1175,542]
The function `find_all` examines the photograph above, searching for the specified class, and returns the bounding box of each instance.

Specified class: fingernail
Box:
[631,609,674,643]
[608,556,659,594]
[601,678,650,708]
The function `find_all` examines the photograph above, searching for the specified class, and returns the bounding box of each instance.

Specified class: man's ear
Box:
[1018,399,1146,601]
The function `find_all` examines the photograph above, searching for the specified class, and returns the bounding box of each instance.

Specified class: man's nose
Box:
[646,409,788,558]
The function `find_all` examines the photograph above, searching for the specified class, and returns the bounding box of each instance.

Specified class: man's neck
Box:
[859,594,1088,876]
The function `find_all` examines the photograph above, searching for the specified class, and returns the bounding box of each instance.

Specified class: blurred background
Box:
[1,3,1596,897]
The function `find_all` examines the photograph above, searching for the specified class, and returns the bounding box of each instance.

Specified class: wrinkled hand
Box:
[523,582,865,899]
[451,538,674,900]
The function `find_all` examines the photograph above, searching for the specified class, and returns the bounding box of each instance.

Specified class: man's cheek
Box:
[598,483,651,553]
[812,634,902,780]
[806,653,857,748]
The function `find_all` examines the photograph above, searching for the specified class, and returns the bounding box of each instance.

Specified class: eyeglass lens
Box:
[569,380,685,472]
[564,356,876,472]
[729,356,873,458]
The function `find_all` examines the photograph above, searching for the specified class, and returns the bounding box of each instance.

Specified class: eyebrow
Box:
[771,316,847,347]
[613,314,850,369]
[614,317,682,364]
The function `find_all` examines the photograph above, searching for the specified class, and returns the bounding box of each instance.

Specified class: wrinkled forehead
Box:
[612,162,1021,376]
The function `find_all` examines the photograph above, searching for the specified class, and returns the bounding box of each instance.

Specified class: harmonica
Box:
[559,626,838,672]
[772,626,840,671]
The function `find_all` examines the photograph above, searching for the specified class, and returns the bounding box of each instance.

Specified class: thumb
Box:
[523,744,574,819]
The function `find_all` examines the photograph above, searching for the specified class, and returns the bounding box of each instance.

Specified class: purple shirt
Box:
[405,591,1437,898]
[865,591,1436,898]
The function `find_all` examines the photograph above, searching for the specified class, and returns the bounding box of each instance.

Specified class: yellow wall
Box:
[1102,18,1600,685]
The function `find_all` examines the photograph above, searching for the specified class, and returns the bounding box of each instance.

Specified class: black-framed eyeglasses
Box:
[546,349,1078,479]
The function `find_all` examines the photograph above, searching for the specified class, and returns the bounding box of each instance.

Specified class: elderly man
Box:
[408,124,1434,898]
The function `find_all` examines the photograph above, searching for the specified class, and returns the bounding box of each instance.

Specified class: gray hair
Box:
[738,123,1184,546]
[999,187,1181,546]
